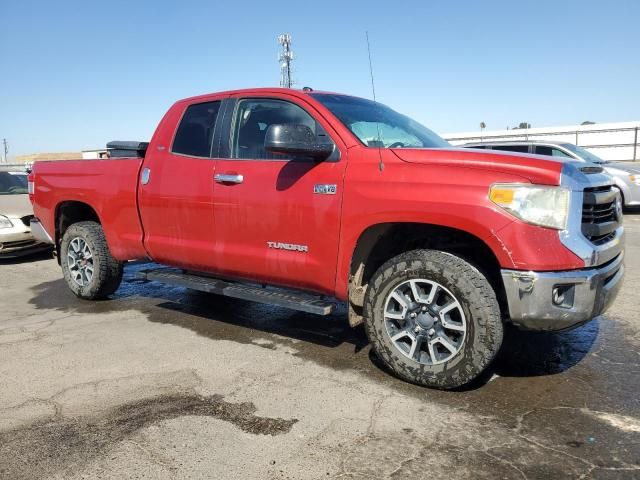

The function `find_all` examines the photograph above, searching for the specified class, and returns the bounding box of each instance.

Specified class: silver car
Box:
[0,171,51,258]
[463,141,640,208]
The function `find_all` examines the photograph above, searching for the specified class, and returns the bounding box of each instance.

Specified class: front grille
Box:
[582,185,620,244]
[20,215,34,227]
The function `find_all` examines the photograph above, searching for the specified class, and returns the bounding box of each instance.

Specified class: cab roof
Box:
[178,87,341,105]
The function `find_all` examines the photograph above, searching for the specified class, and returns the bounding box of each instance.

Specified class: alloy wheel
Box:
[67,237,94,287]
[384,279,467,365]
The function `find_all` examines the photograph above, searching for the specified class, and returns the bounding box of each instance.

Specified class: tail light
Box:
[28,172,35,202]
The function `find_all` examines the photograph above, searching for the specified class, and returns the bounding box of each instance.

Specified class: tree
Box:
[581,121,595,125]
[480,122,486,141]
[512,122,531,130]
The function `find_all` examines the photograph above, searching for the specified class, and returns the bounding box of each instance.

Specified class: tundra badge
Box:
[314,184,337,195]
[267,242,309,253]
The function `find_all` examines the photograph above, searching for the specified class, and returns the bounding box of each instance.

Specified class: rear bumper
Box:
[501,252,624,331]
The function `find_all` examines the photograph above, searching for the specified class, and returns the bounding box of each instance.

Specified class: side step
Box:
[138,268,335,316]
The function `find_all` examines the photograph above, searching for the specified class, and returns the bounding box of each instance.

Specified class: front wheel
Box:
[363,249,503,389]
[60,221,123,299]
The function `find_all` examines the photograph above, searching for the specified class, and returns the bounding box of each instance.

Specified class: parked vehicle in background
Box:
[463,141,640,208]
[0,172,51,258]
[29,88,625,389]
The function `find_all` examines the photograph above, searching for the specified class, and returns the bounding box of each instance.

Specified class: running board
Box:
[138,268,335,316]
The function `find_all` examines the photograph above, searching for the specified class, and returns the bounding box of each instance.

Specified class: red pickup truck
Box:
[29,88,625,388]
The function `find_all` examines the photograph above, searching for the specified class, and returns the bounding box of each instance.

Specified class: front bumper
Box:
[501,252,624,331]
[616,178,640,207]
[0,233,49,257]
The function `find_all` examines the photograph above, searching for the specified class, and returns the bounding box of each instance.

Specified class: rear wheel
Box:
[363,249,503,389]
[60,221,123,299]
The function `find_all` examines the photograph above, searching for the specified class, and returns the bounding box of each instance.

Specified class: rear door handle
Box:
[214,173,244,184]
[141,167,151,185]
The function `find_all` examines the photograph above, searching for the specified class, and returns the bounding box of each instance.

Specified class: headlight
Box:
[489,184,570,230]
[0,215,14,229]
[630,174,640,186]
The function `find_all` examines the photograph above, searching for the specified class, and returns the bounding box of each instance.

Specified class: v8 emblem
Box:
[314,184,337,195]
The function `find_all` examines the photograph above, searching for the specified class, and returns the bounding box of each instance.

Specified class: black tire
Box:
[363,249,503,389]
[60,221,123,299]
[612,185,626,210]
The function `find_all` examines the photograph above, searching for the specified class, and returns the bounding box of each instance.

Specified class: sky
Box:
[1,0,638,157]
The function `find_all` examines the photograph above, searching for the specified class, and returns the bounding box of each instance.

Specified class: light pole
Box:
[1,139,7,163]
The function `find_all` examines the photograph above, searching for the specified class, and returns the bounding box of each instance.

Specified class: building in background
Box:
[443,121,640,162]
[13,152,82,163]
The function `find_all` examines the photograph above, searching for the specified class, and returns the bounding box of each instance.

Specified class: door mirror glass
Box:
[264,124,334,161]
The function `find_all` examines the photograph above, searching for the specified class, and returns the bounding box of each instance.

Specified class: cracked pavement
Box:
[0,214,639,479]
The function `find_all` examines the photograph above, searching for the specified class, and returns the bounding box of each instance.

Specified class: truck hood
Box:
[0,194,34,219]
[391,147,576,185]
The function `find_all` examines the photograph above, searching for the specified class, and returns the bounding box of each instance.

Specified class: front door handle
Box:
[214,173,244,184]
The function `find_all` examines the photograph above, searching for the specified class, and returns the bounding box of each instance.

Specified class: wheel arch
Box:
[611,181,627,206]
[347,222,507,327]
[54,201,101,263]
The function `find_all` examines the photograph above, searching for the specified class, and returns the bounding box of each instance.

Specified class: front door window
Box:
[231,99,322,160]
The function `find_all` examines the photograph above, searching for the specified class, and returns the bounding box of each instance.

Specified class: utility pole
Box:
[1,139,7,163]
[278,34,294,88]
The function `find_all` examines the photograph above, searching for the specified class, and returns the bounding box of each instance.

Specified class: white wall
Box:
[442,121,640,162]
[81,150,108,159]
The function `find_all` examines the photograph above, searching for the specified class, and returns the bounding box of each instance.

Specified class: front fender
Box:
[334,157,527,299]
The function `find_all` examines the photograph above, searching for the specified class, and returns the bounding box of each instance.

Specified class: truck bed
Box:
[31,158,147,260]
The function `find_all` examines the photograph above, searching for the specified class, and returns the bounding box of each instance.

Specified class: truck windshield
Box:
[0,172,28,195]
[310,94,450,149]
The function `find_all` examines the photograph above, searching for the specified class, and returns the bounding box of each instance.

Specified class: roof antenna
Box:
[366,31,384,172]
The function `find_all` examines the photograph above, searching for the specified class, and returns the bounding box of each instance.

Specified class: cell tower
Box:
[278,33,293,88]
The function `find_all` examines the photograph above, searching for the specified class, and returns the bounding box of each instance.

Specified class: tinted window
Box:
[232,99,325,160]
[10,173,27,187]
[534,146,574,158]
[535,146,554,156]
[492,145,530,153]
[172,101,221,157]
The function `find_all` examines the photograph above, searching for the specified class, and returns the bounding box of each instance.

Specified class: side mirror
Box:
[264,124,334,161]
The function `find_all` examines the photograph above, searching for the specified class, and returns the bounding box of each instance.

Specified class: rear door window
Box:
[534,146,553,156]
[534,146,574,158]
[172,101,221,157]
